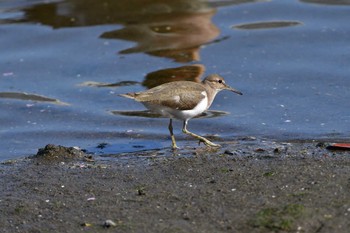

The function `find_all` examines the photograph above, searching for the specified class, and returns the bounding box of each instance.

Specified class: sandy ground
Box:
[0,139,349,233]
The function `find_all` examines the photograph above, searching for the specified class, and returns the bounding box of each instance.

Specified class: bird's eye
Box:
[218,80,222,83]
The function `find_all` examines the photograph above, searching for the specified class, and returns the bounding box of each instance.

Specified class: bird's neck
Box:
[203,82,219,109]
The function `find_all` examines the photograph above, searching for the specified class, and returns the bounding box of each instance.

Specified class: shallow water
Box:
[1,0,350,160]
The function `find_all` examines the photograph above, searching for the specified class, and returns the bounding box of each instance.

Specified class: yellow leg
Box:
[168,119,179,149]
[182,120,221,148]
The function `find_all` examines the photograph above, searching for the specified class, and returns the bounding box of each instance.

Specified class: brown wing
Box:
[133,81,206,110]
[159,91,206,110]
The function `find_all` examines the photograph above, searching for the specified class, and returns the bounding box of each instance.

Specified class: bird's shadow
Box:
[110,110,229,119]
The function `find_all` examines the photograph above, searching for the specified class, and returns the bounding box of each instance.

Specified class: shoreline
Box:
[1,139,349,232]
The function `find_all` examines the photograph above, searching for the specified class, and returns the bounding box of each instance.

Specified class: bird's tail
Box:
[119,93,137,99]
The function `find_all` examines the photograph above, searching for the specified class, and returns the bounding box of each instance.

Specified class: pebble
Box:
[103,219,117,228]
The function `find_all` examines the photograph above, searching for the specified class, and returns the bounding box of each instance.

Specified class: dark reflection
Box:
[6,0,263,62]
[143,64,204,89]
[100,5,219,62]
[300,0,350,5]
[233,21,302,30]
[14,0,216,28]
[111,110,229,119]
[0,92,69,105]
[79,65,204,90]
[79,81,139,88]
[8,0,220,62]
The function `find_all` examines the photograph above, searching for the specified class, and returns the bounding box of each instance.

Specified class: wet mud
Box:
[0,140,349,233]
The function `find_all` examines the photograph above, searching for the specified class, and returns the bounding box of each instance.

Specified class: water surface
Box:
[1,0,350,160]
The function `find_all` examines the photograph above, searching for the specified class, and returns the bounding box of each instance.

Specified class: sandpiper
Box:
[120,74,242,149]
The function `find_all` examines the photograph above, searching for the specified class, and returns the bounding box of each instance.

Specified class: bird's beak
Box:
[225,84,243,95]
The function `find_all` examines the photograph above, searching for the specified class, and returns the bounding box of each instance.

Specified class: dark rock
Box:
[33,144,86,161]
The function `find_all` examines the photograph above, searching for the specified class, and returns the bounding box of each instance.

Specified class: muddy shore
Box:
[0,139,349,233]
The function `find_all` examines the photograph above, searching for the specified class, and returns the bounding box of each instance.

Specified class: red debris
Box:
[326,143,350,150]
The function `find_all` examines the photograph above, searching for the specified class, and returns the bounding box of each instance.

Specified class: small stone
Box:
[84,155,95,162]
[255,148,265,152]
[182,213,190,220]
[241,136,256,141]
[224,150,234,155]
[137,187,146,196]
[81,223,92,227]
[273,147,281,153]
[316,142,327,148]
[103,219,117,228]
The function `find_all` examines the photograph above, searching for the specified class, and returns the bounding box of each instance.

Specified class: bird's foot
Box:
[171,142,180,150]
[198,138,221,148]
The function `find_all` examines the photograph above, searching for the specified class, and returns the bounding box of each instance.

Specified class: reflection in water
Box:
[79,65,204,91]
[233,21,302,30]
[111,109,229,119]
[143,65,204,89]
[100,4,219,62]
[9,0,220,62]
[0,92,69,105]
[6,0,263,63]
[14,0,215,27]
[79,81,139,88]
[300,0,350,5]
